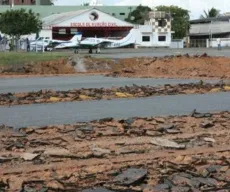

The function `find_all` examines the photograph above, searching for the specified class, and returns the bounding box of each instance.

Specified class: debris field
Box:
[0,82,230,106]
[1,111,230,191]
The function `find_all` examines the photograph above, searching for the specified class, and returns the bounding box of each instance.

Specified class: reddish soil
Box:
[1,54,230,80]
[109,54,230,79]
[1,111,230,191]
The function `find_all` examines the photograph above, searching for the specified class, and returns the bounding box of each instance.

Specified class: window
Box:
[158,36,166,42]
[70,28,78,34]
[120,13,125,15]
[112,13,116,16]
[142,36,150,42]
[158,19,167,27]
[22,0,24,3]
[58,29,66,34]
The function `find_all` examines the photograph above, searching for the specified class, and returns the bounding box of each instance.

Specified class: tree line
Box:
[125,5,221,39]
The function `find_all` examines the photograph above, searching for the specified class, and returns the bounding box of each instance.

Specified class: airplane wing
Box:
[51,39,66,43]
[94,41,112,48]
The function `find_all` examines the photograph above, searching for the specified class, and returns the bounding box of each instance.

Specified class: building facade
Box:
[41,8,134,41]
[0,0,51,5]
[189,16,230,48]
[38,8,172,47]
[141,11,172,47]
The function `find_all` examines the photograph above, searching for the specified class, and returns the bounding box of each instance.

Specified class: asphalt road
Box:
[0,75,217,93]
[76,47,230,59]
[0,48,228,128]
[1,92,230,128]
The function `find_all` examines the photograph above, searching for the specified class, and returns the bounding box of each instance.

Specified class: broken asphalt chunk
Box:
[0,156,18,163]
[193,177,218,187]
[206,165,222,173]
[191,109,212,118]
[158,124,175,131]
[147,184,170,192]
[98,117,114,123]
[171,186,190,192]
[78,124,94,133]
[124,118,135,125]
[114,168,147,186]
[6,140,25,150]
[203,137,216,143]
[91,145,111,157]
[151,138,186,149]
[200,121,214,129]
[157,124,181,134]
[20,153,39,161]
[82,187,115,192]
[171,174,192,186]
[165,129,182,134]
[11,132,26,137]
[43,148,75,158]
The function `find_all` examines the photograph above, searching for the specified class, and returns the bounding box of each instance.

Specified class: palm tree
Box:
[200,7,221,18]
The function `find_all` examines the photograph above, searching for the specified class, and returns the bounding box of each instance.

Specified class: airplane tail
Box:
[70,32,82,42]
[117,29,136,44]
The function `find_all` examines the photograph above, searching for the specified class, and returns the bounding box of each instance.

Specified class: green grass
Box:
[0,52,72,66]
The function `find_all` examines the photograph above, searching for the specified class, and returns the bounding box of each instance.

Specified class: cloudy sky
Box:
[54,0,230,19]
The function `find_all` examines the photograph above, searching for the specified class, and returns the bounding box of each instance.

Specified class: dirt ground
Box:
[1,54,230,80]
[1,111,230,191]
[108,54,230,79]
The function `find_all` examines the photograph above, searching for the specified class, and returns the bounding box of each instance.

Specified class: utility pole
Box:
[10,0,14,9]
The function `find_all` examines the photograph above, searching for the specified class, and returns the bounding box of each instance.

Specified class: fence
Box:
[0,38,30,52]
[190,39,207,48]
[170,39,184,49]
[208,38,230,48]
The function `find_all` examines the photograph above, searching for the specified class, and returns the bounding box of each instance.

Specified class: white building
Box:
[38,8,172,47]
[135,11,172,47]
[189,16,230,48]
[89,0,103,6]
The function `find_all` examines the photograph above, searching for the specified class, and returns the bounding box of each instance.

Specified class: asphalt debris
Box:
[1,111,230,191]
[0,82,230,106]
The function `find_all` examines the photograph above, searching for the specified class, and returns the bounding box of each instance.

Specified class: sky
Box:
[54,0,230,19]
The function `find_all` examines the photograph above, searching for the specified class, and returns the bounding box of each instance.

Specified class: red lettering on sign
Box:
[70,22,117,27]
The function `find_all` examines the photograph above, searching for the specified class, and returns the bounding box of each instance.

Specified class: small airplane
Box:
[53,32,83,50]
[30,32,82,51]
[54,29,136,53]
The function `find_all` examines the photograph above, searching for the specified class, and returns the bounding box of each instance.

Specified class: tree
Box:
[40,0,54,5]
[200,7,220,18]
[156,5,190,39]
[0,8,42,50]
[83,3,90,6]
[125,5,152,25]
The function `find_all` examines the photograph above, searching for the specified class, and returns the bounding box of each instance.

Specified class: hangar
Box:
[39,8,173,48]
[41,8,134,41]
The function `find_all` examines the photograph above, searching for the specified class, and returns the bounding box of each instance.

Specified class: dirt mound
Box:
[1,58,75,75]
[0,56,116,76]
[72,56,116,73]
[108,54,230,79]
[1,54,230,79]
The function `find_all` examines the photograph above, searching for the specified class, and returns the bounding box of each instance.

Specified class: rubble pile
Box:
[107,54,230,79]
[1,111,230,191]
[0,59,76,75]
[1,54,230,79]
[1,82,230,106]
[0,56,116,76]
